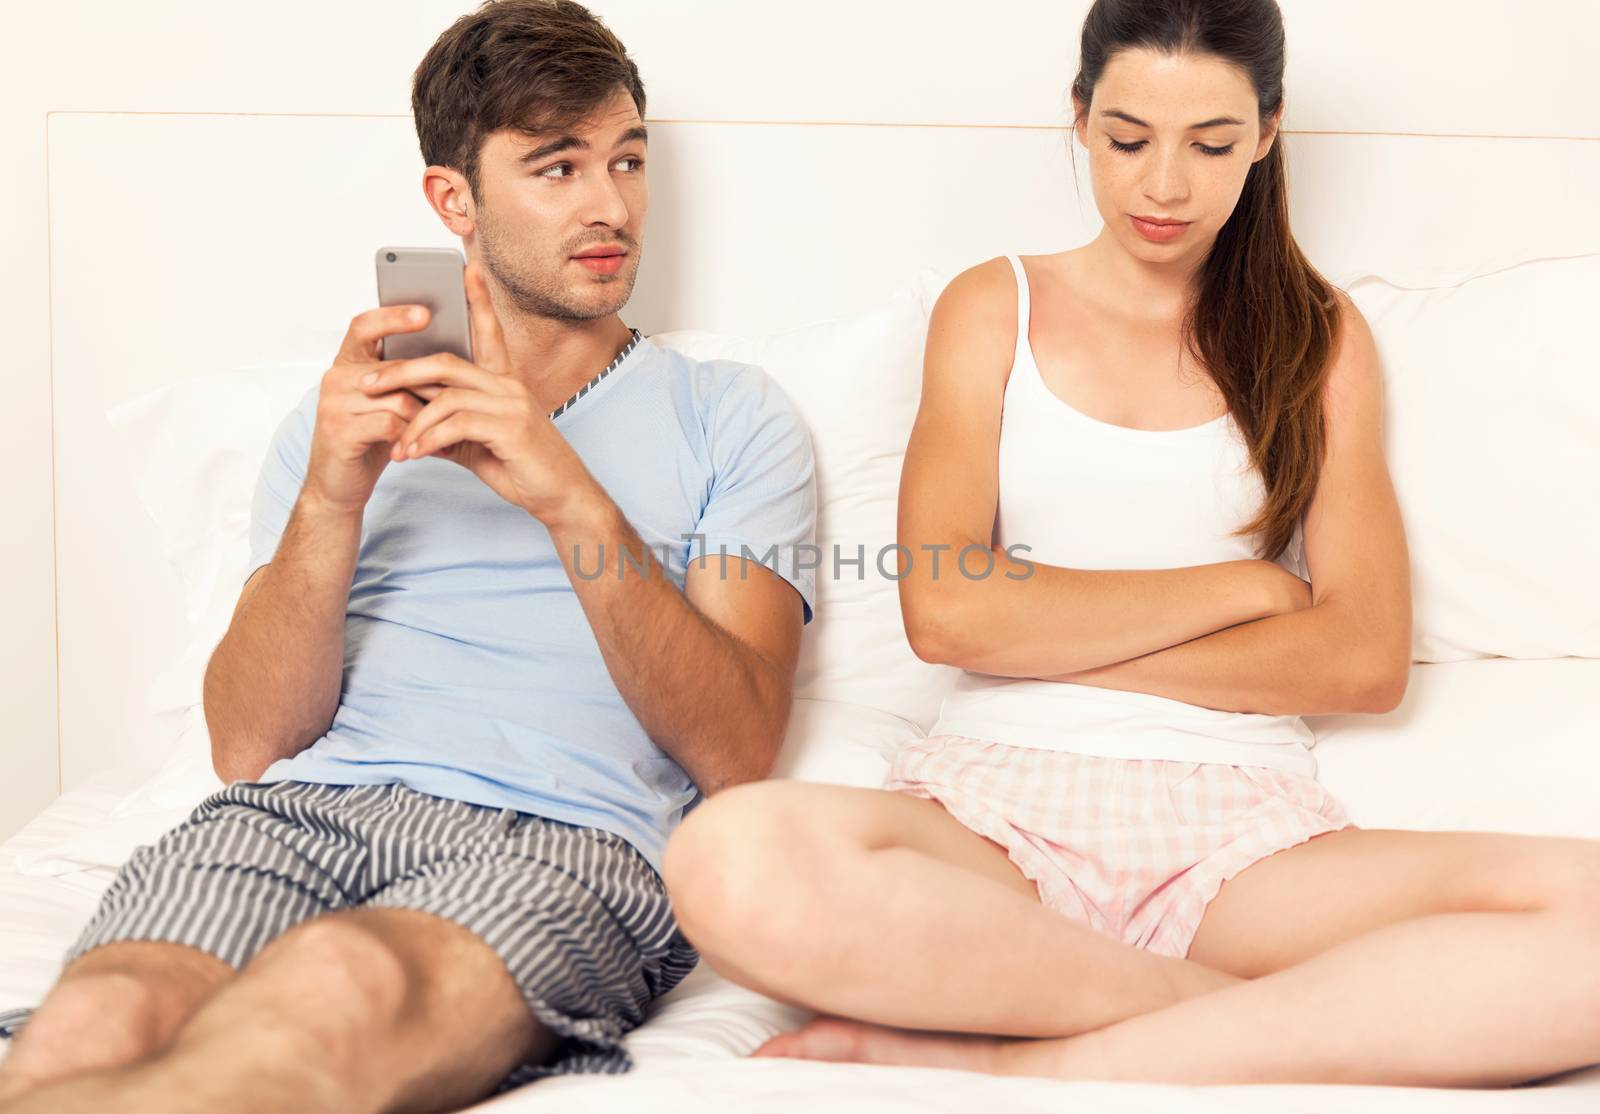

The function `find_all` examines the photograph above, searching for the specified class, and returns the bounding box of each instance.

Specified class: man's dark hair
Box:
[411,0,646,198]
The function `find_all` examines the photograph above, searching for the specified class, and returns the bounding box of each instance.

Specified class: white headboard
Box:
[10,0,1600,838]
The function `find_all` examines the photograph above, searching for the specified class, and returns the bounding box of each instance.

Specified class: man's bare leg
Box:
[0,941,231,1102]
[0,907,555,1114]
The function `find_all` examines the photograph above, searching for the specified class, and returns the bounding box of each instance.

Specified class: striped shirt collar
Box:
[547,328,645,421]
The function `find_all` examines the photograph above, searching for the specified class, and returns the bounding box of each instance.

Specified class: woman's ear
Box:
[1071,92,1089,148]
[1255,103,1286,161]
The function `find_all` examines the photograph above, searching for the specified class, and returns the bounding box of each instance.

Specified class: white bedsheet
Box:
[3,769,1598,1112]
[0,773,133,1014]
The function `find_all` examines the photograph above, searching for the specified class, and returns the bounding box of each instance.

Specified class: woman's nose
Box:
[1142,151,1190,210]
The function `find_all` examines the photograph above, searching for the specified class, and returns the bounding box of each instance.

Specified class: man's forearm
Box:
[547,494,789,795]
[202,496,363,781]
[1040,598,1401,716]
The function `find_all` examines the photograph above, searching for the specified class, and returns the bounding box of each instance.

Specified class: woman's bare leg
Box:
[760,829,1600,1088]
[663,780,1241,1039]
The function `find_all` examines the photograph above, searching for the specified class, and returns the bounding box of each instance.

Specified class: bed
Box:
[6,9,1600,1107]
[5,659,1600,1110]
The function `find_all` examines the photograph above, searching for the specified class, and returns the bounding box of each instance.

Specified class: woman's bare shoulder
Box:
[1321,287,1381,423]
[931,256,1015,322]
[924,257,1022,381]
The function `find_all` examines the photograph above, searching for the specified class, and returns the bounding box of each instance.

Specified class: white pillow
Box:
[128,275,958,746]
[768,698,911,787]
[25,280,951,875]
[1310,657,1600,838]
[655,271,961,730]
[107,363,324,720]
[1343,252,1600,662]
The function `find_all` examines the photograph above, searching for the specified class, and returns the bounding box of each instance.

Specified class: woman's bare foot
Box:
[751,1016,1026,1075]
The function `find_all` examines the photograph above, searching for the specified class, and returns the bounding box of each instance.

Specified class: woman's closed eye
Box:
[1105,138,1236,158]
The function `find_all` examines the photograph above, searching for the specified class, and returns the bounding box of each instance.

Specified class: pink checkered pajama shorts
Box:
[884,733,1355,959]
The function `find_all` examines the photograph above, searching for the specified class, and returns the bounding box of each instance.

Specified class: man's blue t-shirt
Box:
[245,337,818,874]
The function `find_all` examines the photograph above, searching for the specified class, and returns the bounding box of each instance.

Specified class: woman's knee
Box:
[663,781,833,952]
[1544,841,1600,921]
[1497,838,1600,918]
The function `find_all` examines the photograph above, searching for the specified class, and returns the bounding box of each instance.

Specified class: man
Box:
[0,1,816,1110]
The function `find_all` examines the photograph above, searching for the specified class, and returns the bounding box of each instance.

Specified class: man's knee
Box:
[10,971,167,1068]
[226,911,545,1111]
[5,942,231,1079]
[249,914,412,1037]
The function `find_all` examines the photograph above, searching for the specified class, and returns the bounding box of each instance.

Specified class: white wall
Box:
[3,0,1597,841]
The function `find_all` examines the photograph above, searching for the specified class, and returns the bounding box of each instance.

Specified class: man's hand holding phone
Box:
[300,304,440,516]
[357,258,604,529]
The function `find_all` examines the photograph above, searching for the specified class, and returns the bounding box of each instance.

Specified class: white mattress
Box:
[3,765,1598,1111]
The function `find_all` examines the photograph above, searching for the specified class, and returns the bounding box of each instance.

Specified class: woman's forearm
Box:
[902,548,1292,678]
[1039,597,1406,716]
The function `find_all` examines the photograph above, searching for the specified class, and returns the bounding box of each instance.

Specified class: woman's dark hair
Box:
[411,0,646,200]
[1072,0,1340,562]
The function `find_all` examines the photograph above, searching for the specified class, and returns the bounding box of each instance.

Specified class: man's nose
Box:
[580,172,631,229]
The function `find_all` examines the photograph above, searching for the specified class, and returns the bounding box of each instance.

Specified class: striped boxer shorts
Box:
[885,734,1355,959]
[0,780,698,1088]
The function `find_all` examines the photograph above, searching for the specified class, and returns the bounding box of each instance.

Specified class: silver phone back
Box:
[374,246,473,362]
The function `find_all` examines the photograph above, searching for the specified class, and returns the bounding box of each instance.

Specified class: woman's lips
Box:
[1129,216,1191,243]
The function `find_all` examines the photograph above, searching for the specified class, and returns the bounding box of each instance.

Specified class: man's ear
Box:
[423,165,475,235]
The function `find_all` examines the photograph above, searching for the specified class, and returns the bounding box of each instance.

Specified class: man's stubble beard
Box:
[474,203,642,323]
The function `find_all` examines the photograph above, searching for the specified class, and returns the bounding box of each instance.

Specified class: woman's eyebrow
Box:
[1100,108,1247,129]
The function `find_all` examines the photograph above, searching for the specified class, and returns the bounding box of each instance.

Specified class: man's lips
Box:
[573,248,627,275]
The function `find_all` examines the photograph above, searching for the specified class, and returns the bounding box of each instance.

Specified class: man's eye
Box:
[538,163,572,179]
[615,157,644,172]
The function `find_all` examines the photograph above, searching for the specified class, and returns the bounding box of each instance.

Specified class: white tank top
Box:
[928,255,1319,777]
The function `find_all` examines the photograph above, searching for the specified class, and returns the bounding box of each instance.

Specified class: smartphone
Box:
[374,246,473,362]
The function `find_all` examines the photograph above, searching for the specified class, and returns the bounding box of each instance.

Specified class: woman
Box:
[661,0,1600,1088]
